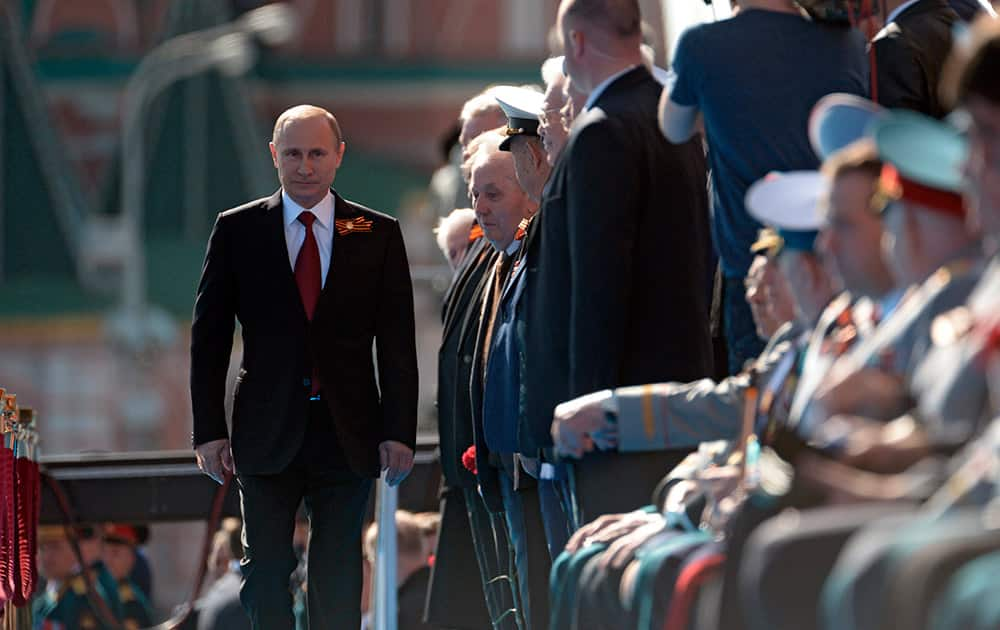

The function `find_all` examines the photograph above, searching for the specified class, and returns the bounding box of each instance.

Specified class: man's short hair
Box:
[272,105,344,144]
[434,208,476,255]
[821,139,883,183]
[563,0,642,39]
[941,16,1000,107]
[460,87,507,125]
[461,128,507,182]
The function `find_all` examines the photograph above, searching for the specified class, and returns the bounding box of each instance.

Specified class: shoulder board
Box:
[118,582,135,602]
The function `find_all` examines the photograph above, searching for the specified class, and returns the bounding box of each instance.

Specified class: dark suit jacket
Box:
[470,249,523,511]
[436,235,494,489]
[190,189,418,477]
[872,0,959,119]
[520,65,714,456]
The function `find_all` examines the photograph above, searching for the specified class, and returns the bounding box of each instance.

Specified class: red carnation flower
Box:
[461,446,477,475]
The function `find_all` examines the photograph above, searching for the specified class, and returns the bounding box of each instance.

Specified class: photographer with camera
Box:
[659,0,869,375]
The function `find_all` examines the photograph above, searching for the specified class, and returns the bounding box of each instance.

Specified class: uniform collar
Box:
[282,189,334,229]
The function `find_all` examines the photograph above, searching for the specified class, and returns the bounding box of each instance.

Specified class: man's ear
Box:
[570,29,585,59]
[335,141,347,167]
[805,254,826,294]
[269,141,278,168]
[530,141,546,168]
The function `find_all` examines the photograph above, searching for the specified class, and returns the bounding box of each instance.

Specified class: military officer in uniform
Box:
[803,112,983,474]
[812,111,981,420]
[102,524,154,629]
[34,526,126,630]
[904,15,1000,452]
[738,105,999,630]
[814,24,1000,627]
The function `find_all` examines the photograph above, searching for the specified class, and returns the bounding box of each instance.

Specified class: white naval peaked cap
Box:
[809,93,886,160]
[494,86,545,123]
[745,171,828,232]
[494,86,544,151]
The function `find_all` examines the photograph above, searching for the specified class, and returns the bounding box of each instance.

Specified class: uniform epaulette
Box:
[118,582,135,602]
[71,576,87,596]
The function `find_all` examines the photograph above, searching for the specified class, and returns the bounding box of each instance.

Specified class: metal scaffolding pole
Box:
[373,473,399,630]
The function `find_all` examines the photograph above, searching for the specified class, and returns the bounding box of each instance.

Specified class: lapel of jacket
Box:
[265,189,310,323]
[443,234,485,318]
[442,237,491,341]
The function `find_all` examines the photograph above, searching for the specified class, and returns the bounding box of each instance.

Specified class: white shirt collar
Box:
[584,65,639,111]
[282,189,334,229]
[886,0,921,24]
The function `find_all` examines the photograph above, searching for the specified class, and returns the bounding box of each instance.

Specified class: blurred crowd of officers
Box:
[33,508,445,630]
[34,523,153,629]
[426,0,1000,629]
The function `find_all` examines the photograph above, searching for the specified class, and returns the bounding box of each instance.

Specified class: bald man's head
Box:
[561,0,641,39]
[272,105,344,145]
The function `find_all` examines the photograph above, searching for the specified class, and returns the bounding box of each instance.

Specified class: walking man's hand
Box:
[379,441,414,486]
[196,438,233,484]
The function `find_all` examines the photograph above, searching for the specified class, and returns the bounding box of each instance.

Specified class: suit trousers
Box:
[538,476,574,560]
[425,486,491,629]
[498,466,552,630]
[462,487,519,630]
[237,399,373,630]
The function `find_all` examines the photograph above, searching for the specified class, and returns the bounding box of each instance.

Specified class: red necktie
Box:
[294,211,322,395]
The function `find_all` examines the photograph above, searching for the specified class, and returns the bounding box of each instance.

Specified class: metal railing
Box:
[372,472,399,630]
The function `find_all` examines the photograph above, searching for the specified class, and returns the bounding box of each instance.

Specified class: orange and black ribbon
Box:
[334,217,374,235]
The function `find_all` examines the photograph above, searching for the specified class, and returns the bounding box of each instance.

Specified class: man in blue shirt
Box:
[659,0,869,373]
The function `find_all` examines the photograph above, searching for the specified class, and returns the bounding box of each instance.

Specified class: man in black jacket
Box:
[521,0,714,524]
[873,0,960,118]
[190,105,418,629]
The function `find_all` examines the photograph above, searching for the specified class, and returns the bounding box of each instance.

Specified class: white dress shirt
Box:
[282,189,334,288]
[584,64,640,111]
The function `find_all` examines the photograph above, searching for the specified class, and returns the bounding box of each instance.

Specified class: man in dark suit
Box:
[429,210,509,629]
[467,128,551,629]
[521,0,713,523]
[873,0,959,118]
[190,105,418,629]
